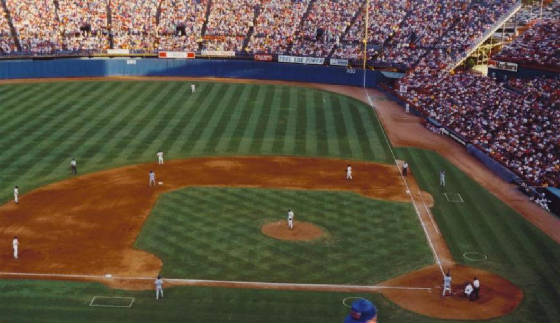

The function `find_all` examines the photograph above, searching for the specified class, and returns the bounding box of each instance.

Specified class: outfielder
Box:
[14,186,19,204]
[442,270,452,296]
[346,164,352,181]
[12,236,19,259]
[155,275,164,300]
[70,158,77,175]
[156,151,164,165]
[287,209,294,230]
[191,83,196,93]
[149,170,156,187]
[440,170,446,187]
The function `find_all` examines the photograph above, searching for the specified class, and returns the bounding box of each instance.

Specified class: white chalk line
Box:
[365,90,444,277]
[0,271,431,292]
[89,296,135,308]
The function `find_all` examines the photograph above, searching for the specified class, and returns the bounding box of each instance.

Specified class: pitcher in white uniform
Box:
[346,165,352,181]
[12,236,19,259]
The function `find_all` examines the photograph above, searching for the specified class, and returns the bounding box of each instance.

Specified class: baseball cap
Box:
[344,299,377,323]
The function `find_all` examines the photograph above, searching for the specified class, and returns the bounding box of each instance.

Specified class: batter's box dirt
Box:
[443,192,464,203]
[89,296,135,308]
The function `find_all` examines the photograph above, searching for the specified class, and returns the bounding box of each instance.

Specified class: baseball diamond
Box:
[0,77,557,323]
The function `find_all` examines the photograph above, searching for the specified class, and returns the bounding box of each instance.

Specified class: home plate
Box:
[158,181,164,185]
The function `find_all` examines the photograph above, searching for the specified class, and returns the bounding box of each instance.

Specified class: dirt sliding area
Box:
[0,155,522,320]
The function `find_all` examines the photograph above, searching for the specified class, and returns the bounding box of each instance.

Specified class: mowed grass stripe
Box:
[293,87,307,154]
[265,87,286,154]
[226,85,259,153]
[93,82,170,165]
[116,82,177,159]
[45,82,150,173]
[179,83,227,152]
[126,82,187,159]
[142,83,194,157]
[238,85,268,154]
[19,82,124,178]
[0,82,72,150]
[254,86,279,153]
[313,91,328,156]
[347,102,374,161]
[281,87,299,154]
[338,97,362,158]
[195,84,245,154]
[304,90,317,155]
[357,105,390,163]
[0,84,40,123]
[214,85,254,153]
[12,82,111,177]
[163,83,212,153]
[322,93,340,156]
[1,82,96,176]
[330,95,351,157]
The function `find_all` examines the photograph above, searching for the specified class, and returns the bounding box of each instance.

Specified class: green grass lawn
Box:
[395,147,560,322]
[135,187,433,284]
[0,81,392,203]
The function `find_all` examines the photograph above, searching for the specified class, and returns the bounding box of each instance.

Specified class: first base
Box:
[158,181,163,185]
[104,274,112,278]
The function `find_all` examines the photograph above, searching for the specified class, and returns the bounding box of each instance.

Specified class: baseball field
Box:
[0,78,558,322]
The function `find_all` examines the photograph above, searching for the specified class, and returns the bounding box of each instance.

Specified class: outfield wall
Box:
[0,58,382,87]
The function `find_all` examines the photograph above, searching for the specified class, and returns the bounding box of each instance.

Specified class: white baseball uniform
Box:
[346,166,352,180]
[288,210,294,230]
[12,238,19,259]
[155,278,164,299]
[191,84,196,93]
[149,171,156,186]
[157,152,164,165]
[14,187,19,204]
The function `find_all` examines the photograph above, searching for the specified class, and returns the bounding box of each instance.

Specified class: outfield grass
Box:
[135,187,433,284]
[0,81,392,203]
[395,147,560,322]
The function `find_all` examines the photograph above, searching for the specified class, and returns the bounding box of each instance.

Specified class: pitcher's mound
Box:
[261,221,325,241]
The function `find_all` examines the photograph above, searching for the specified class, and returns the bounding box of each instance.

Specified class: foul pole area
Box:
[362,0,370,88]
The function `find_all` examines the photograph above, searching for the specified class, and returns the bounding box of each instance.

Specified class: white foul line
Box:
[365,90,444,277]
[0,271,431,292]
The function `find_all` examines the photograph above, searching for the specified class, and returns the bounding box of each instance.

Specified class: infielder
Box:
[442,270,452,296]
[156,151,164,165]
[70,158,77,175]
[440,170,446,187]
[12,236,19,259]
[287,209,294,230]
[155,275,164,300]
[346,164,352,181]
[191,83,196,93]
[149,170,156,187]
[14,186,19,204]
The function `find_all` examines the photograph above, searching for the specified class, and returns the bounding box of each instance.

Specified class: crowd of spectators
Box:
[514,0,560,25]
[493,19,559,68]
[247,0,311,55]
[110,0,159,50]
[398,72,560,187]
[290,0,362,57]
[5,0,61,54]
[0,5,16,53]
[57,0,109,51]
[157,0,208,52]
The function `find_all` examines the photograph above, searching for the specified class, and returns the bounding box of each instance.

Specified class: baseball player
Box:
[287,209,294,230]
[440,170,446,187]
[156,151,164,165]
[442,270,452,296]
[464,282,474,301]
[149,170,156,187]
[402,161,408,177]
[12,236,19,259]
[473,276,480,300]
[191,83,196,93]
[70,158,77,175]
[155,275,164,300]
[14,186,19,204]
[346,164,352,181]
